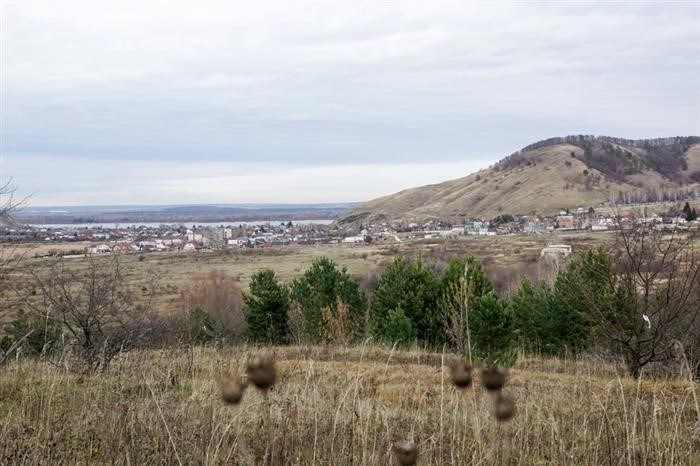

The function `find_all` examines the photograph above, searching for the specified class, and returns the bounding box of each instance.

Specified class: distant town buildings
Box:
[2,201,698,259]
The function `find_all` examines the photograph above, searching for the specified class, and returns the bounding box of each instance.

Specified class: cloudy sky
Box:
[1,1,699,206]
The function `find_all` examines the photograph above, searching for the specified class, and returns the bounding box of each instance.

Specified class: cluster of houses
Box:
[0,222,346,257]
[355,208,700,241]
[2,204,698,258]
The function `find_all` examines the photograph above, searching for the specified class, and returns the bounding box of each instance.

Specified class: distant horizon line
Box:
[18,201,364,210]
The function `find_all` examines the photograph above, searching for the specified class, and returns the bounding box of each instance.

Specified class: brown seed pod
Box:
[449,360,473,389]
[246,355,277,390]
[493,393,516,421]
[392,440,418,466]
[218,375,248,405]
[481,366,507,392]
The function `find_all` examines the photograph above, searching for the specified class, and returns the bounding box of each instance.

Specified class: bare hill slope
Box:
[338,136,700,225]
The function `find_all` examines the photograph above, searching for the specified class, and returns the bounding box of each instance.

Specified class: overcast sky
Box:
[1,1,699,206]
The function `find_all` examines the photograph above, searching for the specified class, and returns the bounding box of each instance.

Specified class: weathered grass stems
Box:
[1,346,698,464]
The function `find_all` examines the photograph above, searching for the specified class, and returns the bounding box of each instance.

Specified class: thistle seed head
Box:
[481,366,507,392]
[218,375,248,405]
[449,359,473,389]
[246,355,277,390]
[392,440,418,466]
[493,393,516,422]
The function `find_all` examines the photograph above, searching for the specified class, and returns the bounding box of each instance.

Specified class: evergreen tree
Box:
[369,257,441,345]
[383,306,415,347]
[290,257,366,343]
[243,269,290,344]
[440,256,492,297]
[469,293,517,365]
[439,256,493,353]
[553,247,613,351]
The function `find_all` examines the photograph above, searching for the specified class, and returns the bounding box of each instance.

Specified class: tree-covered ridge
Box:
[497,135,700,183]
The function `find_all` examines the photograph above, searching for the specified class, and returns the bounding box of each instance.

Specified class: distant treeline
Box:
[514,135,700,155]
[497,135,700,193]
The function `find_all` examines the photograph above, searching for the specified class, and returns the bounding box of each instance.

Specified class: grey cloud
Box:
[1,2,698,204]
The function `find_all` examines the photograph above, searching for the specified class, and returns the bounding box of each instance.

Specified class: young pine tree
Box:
[290,257,366,343]
[243,269,290,344]
[369,256,441,345]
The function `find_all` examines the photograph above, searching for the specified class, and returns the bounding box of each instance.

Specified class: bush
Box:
[382,307,414,347]
[188,306,218,344]
[243,269,290,344]
[369,257,441,345]
[290,257,366,343]
[178,270,246,343]
[0,310,61,358]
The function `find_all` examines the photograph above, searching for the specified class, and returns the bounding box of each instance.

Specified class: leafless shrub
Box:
[0,180,30,325]
[177,269,247,342]
[579,220,700,377]
[23,255,158,372]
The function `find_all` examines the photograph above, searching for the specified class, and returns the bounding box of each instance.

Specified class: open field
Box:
[0,345,697,465]
[5,232,610,311]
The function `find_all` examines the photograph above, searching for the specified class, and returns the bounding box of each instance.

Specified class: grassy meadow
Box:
[1,345,698,465]
[5,232,610,321]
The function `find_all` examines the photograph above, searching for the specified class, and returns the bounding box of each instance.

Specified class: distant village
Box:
[1,204,698,257]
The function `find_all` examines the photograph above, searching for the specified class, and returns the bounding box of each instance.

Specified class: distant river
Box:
[29,219,334,229]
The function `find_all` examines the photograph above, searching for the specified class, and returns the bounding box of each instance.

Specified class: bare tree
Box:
[0,180,31,364]
[576,220,700,377]
[0,179,30,285]
[24,254,158,372]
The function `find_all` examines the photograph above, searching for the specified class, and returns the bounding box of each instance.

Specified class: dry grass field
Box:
[3,232,610,321]
[1,345,698,465]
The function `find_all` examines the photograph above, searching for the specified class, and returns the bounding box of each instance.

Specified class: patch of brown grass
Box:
[1,345,697,464]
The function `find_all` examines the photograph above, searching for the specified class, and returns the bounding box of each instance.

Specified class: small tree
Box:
[574,223,700,377]
[469,293,517,366]
[511,278,584,355]
[25,255,157,372]
[383,306,415,347]
[369,257,441,345]
[243,269,290,344]
[290,257,366,343]
[439,256,492,357]
[0,180,30,361]
[510,279,543,351]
